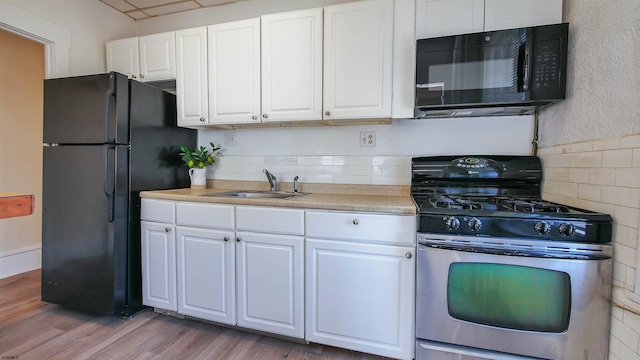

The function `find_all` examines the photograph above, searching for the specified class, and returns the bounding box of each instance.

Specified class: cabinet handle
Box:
[199,117,205,122]
[140,74,144,79]
[352,219,359,225]
[224,236,229,242]
[131,75,137,79]
[236,237,242,242]
[252,115,257,120]
[262,114,268,119]
[164,227,170,232]
[325,111,330,116]
[405,252,412,259]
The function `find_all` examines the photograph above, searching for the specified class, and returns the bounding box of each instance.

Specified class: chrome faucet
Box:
[263,169,277,191]
[293,176,299,193]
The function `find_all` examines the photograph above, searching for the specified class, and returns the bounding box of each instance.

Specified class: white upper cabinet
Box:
[323,0,393,120]
[416,0,484,39]
[139,32,176,82]
[416,0,563,39]
[106,37,140,80]
[176,27,209,127]
[261,8,323,122]
[106,32,176,82]
[208,18,261,125]
[484,0,563,31]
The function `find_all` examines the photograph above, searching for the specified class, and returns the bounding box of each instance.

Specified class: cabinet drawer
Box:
[141,199,175,223]
[306,211,416,246]
[236,206,304,235]
[176,202,234,230]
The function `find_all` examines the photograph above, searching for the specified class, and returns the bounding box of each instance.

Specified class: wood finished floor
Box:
[0,270,390,360]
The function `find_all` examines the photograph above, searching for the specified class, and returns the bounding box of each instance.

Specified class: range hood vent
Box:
[413,103,556,119]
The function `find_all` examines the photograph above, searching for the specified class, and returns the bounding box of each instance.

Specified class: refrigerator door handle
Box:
[103,75,116,143]
[104,146,115,222]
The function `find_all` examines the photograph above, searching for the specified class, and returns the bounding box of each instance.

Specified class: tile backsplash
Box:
[538,134,640,360]
[208,155,412,186]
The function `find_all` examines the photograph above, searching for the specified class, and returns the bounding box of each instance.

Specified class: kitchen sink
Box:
[200,190,308,200]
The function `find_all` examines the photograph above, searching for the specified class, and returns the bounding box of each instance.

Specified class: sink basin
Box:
[200,190,308,200]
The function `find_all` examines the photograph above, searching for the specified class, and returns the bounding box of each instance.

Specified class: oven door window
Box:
[447,263,571,333]
[416,29,527,107]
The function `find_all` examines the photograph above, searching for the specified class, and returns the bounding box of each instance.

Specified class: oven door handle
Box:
[419,242,611,261]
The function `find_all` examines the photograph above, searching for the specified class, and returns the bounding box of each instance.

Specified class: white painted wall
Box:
[538,0,640,147]
[2,0,136,76]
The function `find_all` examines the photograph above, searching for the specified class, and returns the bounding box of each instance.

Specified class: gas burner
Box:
[491,197,571,213]
[430,195,483,210]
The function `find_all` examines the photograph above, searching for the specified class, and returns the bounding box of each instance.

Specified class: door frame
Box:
[0,0,70,78]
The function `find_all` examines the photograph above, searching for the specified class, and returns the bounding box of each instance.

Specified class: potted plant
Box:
[179,142,222,189]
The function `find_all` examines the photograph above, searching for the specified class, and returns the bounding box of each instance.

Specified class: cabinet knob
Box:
[325,111,330,116]
[236,237,242,242]
[223,236,230,242]
[262,114,268,119]
[140,74,144,79]
[252,115,257,120]
[199,117,205,122]
[405,252,412,259]
[352,219,359,225]
[164,227,170,232]
[131,75,137,79]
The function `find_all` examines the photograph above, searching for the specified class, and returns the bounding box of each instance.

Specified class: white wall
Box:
[538,0,640,147]
[2,0,136,76]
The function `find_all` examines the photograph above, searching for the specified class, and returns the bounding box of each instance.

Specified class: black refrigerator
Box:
[41,72,196,316]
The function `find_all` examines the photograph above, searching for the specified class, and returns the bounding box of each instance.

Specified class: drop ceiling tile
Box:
[101,0,136,12]
[197,0,246,6]
[143,1,201,16]
[127,0,179,8]
[126,10,150,20]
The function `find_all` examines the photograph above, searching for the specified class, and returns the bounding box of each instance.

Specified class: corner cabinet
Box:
[305,211,416,360]
[323,0,393,120]
[140,199,177,311]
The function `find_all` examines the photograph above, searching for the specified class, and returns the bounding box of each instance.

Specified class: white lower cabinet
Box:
[305,239,415,360]
[305,210,416,360]
[141,199,177,311]
[176,226,235,324]
[236,231,304,338]
[235,206,305,338]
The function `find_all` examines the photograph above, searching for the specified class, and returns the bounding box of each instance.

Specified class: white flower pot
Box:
[188,168,207,189]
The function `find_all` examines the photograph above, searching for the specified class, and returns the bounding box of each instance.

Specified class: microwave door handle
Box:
[518,42,533,92]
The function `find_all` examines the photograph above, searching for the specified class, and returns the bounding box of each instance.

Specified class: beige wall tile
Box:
[593,137,622,151]
[603,149,634,168]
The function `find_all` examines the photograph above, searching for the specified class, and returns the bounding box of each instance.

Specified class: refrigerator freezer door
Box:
[42,144,129,315]
[43,72,130,145]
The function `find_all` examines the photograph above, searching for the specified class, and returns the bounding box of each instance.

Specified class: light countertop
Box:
[140,181,417,215]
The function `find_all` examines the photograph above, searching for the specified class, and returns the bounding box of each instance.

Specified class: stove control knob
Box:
[534,221,551,235]
[558,223,576,236]
[467,218,483,232]
[444,216,460,231]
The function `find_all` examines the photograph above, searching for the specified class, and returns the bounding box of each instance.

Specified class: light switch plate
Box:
[360,132,376,147]
[224,132,237,146]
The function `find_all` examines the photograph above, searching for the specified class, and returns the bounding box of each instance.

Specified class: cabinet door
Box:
[306,239,415,359]
[236,232,304,338]
[176,226,236,324]
[139,32,176,82]
[176,27,209,127]
[106,37,140,80]
[484,0,563,31]
[323,0,393,120]
[141,221,177,311]
[261,8,323,122]
[208,19,261,125]
[415,0,485,39]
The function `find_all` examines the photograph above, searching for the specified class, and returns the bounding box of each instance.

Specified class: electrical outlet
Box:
[360,132,376,147]
[224,132,236,146]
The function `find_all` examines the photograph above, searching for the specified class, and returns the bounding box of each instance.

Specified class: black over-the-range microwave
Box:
[414,23,569,118]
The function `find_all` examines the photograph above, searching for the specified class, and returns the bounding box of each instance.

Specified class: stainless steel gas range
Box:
[411,155,613,360]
